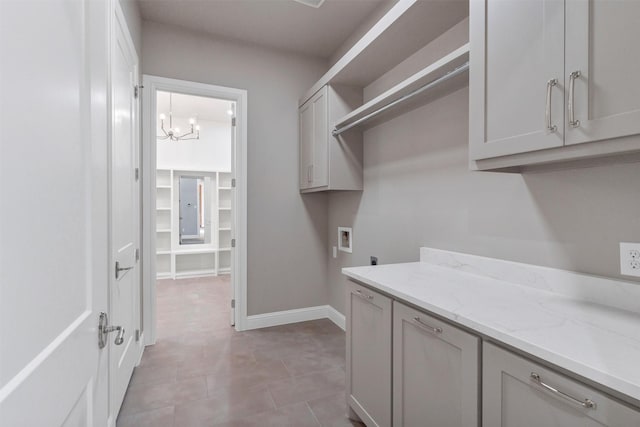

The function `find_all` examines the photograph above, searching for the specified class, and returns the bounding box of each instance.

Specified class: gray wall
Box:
[142,21,329,315]
[119,0,142,57]
[328,85,640,314]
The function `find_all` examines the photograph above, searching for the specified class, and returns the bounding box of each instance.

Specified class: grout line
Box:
[305,401,323,427]
[304,400,322,427]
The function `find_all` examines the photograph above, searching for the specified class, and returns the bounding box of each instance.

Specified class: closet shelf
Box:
[218,186,232,191]
[156,250,171,255]
[332,44,469,136]
[156,207,171,211]
[300,0,467,105]
[174,248,217,255]
[156,185,171,189]
[156,228,171,233]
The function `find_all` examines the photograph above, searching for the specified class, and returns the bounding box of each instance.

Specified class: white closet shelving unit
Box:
[155,169,233,279]
[156,169,173,279]
[216,172,232,274]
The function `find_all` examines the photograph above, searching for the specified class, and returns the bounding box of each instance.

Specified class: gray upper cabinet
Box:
[470,0,640,169]
[299,87,328,191]
[564,1,640,146]
[346,281,392,427]
[393,301,479,427]
[299,85,362,193]
[483,342,640,427]
[469,0,565,160]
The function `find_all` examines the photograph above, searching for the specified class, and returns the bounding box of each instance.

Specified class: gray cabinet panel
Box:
[393,301,479,427]
[483,342,640,427]
[346,281,392,427]
[565,0,640,146]
[470,0,565,160]
[298,85,362,192]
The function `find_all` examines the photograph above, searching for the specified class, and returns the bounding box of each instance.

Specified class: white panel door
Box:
[565,0,640,145]
[230,108,237,326]
[109,3,143,423]
[0,0,109,425]
[470,0,565,160]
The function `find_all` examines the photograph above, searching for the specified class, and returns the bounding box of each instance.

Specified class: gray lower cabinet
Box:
[346,281,392,427]
[483,342,640,427]
[393,302,479,427]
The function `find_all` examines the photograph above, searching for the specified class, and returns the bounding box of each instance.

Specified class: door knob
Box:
[98,312,125,349]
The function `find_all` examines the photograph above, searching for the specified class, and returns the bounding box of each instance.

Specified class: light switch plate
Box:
[620,242,640,277]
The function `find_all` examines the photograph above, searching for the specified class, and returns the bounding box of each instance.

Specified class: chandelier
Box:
[157,93,200,141]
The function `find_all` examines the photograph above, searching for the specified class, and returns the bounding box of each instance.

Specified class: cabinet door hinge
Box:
[134,85,143,99]
[135,167,139,181]
[135,329,140,342]
[231,117,236,127]
[231,178,236,188]
[231,238,236,248]
[135,248,140,262]
[231,299,235,309]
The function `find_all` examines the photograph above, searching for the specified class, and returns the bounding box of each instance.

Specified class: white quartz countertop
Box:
[342,250,640,403]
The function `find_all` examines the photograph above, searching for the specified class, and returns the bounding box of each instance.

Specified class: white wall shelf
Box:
[173,247,217,255]
[299,0,468,106]
[333,44,469,134]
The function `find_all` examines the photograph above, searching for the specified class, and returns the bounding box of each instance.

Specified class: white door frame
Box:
[109,1,143,423]
[142,75,249,343]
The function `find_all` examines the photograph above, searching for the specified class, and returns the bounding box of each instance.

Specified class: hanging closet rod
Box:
[332,61,470,137]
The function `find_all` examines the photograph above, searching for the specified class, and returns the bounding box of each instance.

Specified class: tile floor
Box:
[117,276,363,427]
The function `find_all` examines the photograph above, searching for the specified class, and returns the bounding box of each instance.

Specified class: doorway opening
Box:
[142,76,248,345]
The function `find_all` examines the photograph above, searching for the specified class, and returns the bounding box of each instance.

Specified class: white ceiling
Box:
[137,0,386,59]
[157,91,234,122]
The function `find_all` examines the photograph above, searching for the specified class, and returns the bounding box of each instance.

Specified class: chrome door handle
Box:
[353,289,373,300]
[98,312,126,348]
[530,373,596,409]
[412,316,443,335]
[115,261,133,279]
[546,78,558,132]
[568,71,581,128]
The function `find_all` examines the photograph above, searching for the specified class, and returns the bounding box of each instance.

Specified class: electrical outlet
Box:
[370,256,378,266]
[620,242,640,277]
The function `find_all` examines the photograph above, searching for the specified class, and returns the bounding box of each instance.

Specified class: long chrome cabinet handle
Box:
[530,373,596,409]
[412,317,443,335]
[568,71,581,127]
[546,78,558,132]
[353,289,374,300]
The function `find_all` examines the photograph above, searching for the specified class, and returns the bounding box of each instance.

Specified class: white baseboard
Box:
[326,305,346,331]
[245,305,346,331]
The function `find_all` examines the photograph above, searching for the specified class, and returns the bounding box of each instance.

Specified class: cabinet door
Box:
[393,302,479,427]
[469,0,565,160]
[299,99,313,190]
[483,342,640,427]
[565,0,640,145]
[346,281,392,427]
[311,86,328,188]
